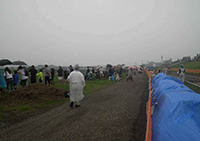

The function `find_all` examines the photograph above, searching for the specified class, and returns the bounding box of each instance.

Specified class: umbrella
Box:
[128,66,135,69]
[137,66,141,68]
[114,64,122,70]
[106,64,112,68]
[0,59,13,66]
[13,61,27,66]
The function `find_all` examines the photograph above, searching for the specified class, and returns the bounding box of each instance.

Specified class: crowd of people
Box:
[0,64,75,93]
[84,66,125,81]
[153,64,185,83]
[0,64,82,107]
[0,64,144,107]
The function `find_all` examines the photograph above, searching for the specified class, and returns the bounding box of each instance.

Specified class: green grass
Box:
[170,61,200,69]
[184,82,200,94]
[0,99,68,123]
[53,75,123,95]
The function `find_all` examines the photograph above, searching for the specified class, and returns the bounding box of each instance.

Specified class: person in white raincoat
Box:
[67,64,85,108]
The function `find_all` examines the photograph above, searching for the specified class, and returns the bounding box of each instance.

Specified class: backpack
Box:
[25,69,29,76]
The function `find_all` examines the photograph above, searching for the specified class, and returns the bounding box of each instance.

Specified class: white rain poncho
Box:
[67,71,85,102]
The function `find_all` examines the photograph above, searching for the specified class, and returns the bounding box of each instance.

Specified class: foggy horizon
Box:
[1,0,200,67]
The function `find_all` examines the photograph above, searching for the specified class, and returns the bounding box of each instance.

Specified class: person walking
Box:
[4,67,13,92]
[57,66,63,84]
[115,72,120,81]
[29,65,37,84]
[18,66,29,86]
[44,65,51,86]
[126,68,133,81]
[66,64,85,108]
[179,64,185,83]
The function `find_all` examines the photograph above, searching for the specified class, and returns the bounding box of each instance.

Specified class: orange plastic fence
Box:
[145,70,152,141]
[170,68,200,74]
[170,68,200,83]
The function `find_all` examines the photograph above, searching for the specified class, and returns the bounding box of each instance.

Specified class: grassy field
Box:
[53,72,127,95]
[170,61,200,69]
[53,77,116,95]
[184,82,200,94]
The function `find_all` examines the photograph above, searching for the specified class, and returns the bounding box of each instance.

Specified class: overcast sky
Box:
[0,0,200,66]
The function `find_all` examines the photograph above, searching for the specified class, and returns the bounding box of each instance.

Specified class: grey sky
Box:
[0,0,200,66]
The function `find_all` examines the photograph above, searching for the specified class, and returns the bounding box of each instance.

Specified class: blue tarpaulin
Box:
[151,73,200,141]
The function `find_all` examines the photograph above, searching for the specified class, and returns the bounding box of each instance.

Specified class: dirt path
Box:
[0,75,148,141]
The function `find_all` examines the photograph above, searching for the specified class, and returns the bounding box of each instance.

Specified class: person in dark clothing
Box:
[69,65,74,73]
[85,67,90,80]
[29,65,37,84]
[119,67,123,78]
[96,68,100,79]
[109,68,113,77]
[57,66,63,84]
[50,68,55,85]
[44,65,51,86]
[63,67,70,80]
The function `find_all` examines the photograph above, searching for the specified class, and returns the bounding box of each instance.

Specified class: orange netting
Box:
[170,68,200,74]
[170,68,199,83]
[145,70,152,141]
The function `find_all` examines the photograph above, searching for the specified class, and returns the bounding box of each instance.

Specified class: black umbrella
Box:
[106,64,113,68]
[0,59,13,66]
[13,61,27,66]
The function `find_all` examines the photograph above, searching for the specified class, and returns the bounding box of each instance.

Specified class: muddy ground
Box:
[3,83,66,103]
[0,74,148,141]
